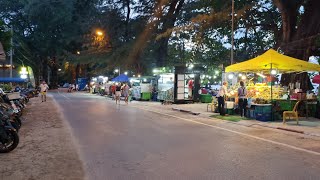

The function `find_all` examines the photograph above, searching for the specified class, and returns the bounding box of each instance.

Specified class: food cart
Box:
[129,76,155,101]
[225,49,320,121]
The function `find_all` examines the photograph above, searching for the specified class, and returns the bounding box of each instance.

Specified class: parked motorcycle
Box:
[0,104,22,132]
[0,111,19,153]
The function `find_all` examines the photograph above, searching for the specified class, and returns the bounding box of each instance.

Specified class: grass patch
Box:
[210,115,250,122]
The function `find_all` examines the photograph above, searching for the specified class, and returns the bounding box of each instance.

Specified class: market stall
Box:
[156,65,204,104]
[129,76,155,101]
[225,49,320,121]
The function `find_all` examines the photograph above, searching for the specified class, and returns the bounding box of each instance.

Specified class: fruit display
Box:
[227,81,284,103]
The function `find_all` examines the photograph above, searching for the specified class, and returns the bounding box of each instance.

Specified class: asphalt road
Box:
[52,90,320,180]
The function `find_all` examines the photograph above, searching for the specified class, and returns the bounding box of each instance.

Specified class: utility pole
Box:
[231,0,234,65]
[10,26,13,78]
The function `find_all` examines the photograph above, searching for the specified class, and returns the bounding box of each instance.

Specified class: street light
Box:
[114,68,120,76]
[96,30,103,36]
[231,0,234,65]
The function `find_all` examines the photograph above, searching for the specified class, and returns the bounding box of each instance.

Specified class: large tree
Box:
[274,0,320,90]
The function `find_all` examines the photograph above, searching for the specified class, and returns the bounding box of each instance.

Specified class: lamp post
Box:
[231,0,234,65]
[10,26,13,78]
[114,68,120,76]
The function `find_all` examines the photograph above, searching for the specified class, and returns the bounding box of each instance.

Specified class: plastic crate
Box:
[254,105,272,114]
[255,113,272,122]
[200,94,212,103]
[278,101,295,111]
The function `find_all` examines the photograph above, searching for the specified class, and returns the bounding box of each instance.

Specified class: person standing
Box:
[39,80,49,102]
[122,83,130,104]
[216,81,228,116]
[187,78,194,99]
[238,81,248,117]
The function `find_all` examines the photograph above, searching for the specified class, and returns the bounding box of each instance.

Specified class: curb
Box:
[172,108,200,115]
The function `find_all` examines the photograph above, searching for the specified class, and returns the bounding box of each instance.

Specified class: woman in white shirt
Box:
[216,81,228,116]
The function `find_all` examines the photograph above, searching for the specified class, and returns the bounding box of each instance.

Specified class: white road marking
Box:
[135,106,320,156]
[57,89,71,100]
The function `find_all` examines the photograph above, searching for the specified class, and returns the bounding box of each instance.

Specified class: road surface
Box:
[52,90,320,180]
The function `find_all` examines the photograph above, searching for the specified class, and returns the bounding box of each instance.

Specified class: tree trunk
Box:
[41,57,48,83]
[125,0,130,42]
[156,0,185,67]
[274,0,320,91]
[49,56,58,89]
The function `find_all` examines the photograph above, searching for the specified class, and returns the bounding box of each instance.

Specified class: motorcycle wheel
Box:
[0,129,19,153]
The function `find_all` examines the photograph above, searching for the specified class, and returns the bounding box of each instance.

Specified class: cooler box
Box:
[200,94,212,103]
[255,113,272,122]
[254,104,272,114]
[225,101,234,109]
[141,92,151,100]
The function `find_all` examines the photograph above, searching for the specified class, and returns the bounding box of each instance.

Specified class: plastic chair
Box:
[283,101,300,124]
[207,96,217,112]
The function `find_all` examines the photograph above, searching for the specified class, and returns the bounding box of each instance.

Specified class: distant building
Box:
[0,42,5,61]
[0,59,18,77]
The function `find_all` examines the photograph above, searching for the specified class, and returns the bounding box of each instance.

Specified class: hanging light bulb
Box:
[271,69,277,75]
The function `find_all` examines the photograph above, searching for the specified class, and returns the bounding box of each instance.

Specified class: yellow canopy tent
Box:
[225,49,320,73]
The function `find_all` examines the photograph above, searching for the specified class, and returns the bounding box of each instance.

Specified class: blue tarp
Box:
[112,74,129,82]
[0,77,27,83]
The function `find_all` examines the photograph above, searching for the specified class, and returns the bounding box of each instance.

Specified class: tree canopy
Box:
[0,0,319,88]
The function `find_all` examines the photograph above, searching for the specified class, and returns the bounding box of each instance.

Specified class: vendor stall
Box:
[157,65,204,104]
[225,49,320,121]
[129,76,155,101]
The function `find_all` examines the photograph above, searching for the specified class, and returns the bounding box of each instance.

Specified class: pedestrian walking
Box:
[238,81,248,117]
[39,80,49,102]
[122,83,130,104]
[216,81,228,116]
[111,83,116,100]
[115,83,121,104]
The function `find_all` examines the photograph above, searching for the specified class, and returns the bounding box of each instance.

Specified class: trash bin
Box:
[141,92,151,100]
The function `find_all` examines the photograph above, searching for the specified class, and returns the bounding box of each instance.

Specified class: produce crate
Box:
[226,108,234,115]
[141,92,151,100]
[254,105,272,114]
[255,113,272,122]
[200,94,212,103]
[278,100,295,111]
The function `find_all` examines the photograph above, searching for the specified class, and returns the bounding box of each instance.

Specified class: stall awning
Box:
[0,77,27,83]
[112,74,129,82]
[225,49,320,73]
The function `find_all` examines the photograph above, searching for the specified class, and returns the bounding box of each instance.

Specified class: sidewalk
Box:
[129,100,320,137]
